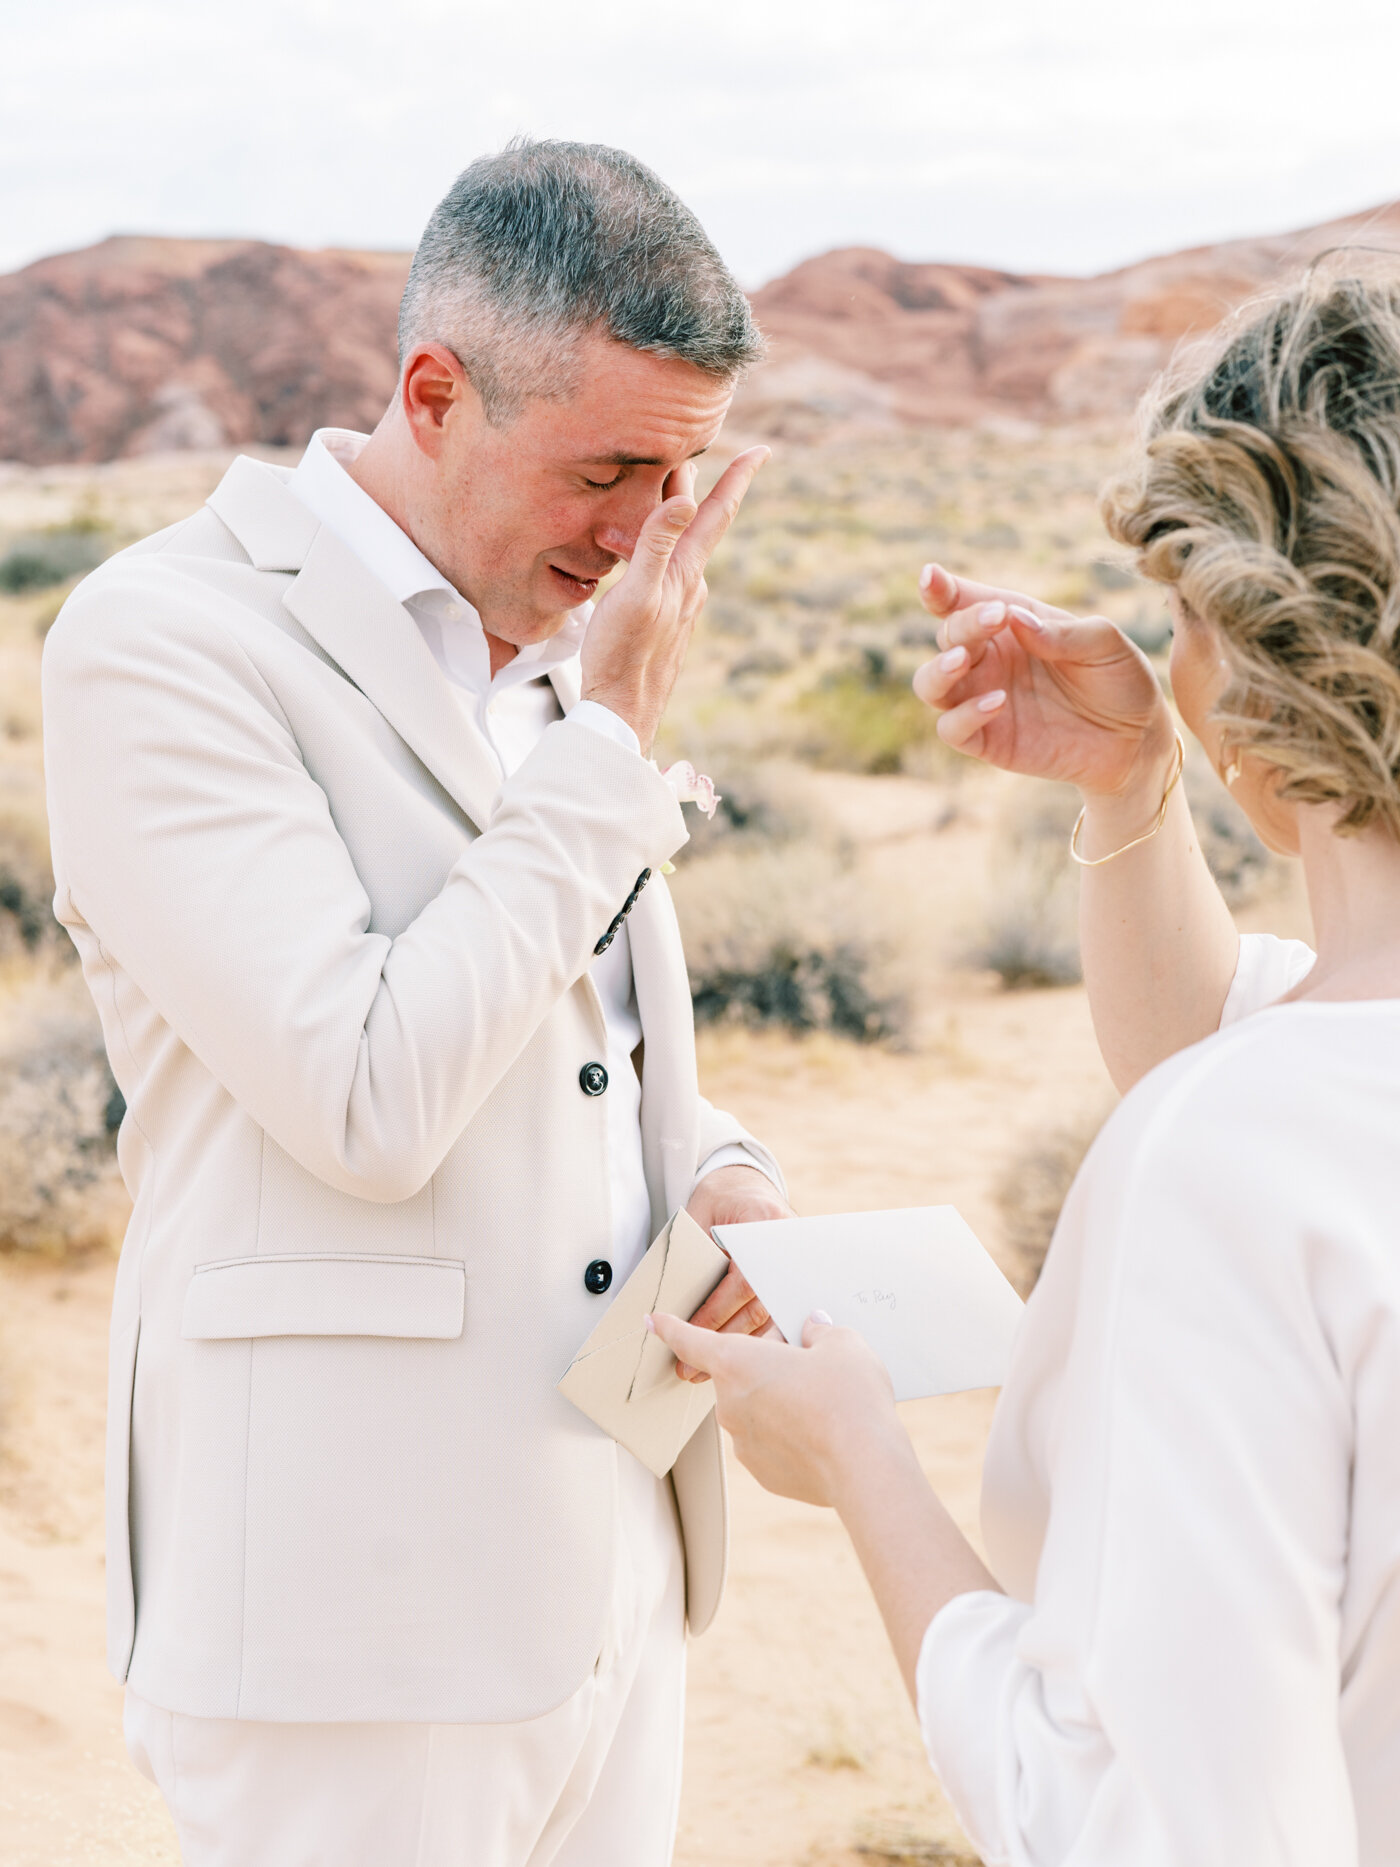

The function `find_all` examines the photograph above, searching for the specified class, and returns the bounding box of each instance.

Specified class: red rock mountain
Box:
[3,202,1400,463]
[0,236,410,464]
[736,200,1400,436]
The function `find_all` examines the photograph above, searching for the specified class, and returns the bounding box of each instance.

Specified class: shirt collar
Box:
[286,429,592,687]
[289,429,456,608]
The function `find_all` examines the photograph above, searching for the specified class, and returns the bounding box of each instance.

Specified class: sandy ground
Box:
[0,969,1119,1867]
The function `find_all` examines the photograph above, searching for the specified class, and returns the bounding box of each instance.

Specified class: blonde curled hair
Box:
[1103,265,1400,837]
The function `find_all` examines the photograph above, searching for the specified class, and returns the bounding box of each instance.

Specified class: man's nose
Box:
[591,526,629,560]
[594,483,668,560]
[593,514,646,559]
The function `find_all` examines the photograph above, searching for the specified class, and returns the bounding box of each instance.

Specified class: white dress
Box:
[918,934,1400,1866]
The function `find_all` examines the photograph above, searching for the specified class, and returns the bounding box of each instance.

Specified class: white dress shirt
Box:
[918,933,1400,1866]
[287,430,767,1288]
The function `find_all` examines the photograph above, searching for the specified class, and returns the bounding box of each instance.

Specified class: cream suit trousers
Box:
[123,1456,685,1867]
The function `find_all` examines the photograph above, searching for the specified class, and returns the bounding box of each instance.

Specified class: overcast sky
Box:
[4,0,1400,286]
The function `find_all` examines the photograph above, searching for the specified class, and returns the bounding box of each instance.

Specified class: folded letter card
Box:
[714,1206,1024,1401]
[557,1209,729,1477]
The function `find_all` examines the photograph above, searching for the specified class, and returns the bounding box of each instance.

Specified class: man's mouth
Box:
[547,564,606,601]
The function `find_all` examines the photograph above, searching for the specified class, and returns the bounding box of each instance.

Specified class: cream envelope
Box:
[557,1209,729,1478]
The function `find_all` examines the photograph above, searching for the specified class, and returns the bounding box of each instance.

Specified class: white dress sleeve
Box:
[914,1040,1357,1866]
[1219,932,1315,1027]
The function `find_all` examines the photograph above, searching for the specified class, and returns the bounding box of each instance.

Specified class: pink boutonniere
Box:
[657,760,721,821]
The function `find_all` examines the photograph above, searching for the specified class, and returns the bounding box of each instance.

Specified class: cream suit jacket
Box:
[41,455,770,1724]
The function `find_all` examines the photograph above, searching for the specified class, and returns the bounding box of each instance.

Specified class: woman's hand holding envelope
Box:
[648,1309,894,1508]
[647,1307,999,1701]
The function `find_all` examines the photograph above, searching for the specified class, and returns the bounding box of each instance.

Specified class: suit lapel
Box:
[209,456,502,835]
[283,528,503,834]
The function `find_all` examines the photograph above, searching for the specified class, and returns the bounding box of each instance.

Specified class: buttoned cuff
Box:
[569,699,640,757]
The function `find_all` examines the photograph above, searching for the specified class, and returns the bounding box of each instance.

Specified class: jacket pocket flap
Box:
[182,1254,465,1341]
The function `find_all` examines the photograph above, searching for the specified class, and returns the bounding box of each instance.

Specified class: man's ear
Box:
[400,344,478,458]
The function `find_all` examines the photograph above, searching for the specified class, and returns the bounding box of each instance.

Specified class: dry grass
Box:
[790,648,953,777]
[0,483,134,1260]
[658,427,1166,774]
[851,1821,983,1865]
[0,971,124,1255]
[0,520,111,594]
[996,1098,1116,1294]
[0,808,65,965]
[1180,739,1281,908]
[957,779,1082,990]
[804,1709,872,1773]
[668,759,921,1042]
[669,838,912,1043]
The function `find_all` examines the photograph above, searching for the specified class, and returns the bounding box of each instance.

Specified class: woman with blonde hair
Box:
[653,270,1400,1864]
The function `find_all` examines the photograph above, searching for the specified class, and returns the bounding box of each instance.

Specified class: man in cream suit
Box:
[41,139,791,1866]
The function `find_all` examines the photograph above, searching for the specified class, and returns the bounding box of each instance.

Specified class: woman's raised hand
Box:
[912,563,1177,798]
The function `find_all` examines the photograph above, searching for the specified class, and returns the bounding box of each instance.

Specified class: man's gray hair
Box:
[398,138,765,425]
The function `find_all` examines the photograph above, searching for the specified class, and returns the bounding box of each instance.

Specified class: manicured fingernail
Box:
[644,1314,656,1333]
[978,689,1007,713]
[937,646,967,672]
[1009,605,1043,632]
[978,601,1005,627]
[919,563,936,589]
[811,1309,834,1326]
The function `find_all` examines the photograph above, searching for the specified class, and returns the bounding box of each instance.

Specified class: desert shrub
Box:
[704,595,756,638]
[791,646,946,775]
[0,868,52,953]
[0,813,66,962]
[1181,740,1278,907]
[671,761,816,867]
[0,523,110,594]
[1088,557,1138,593]
[727,648,793,684]
[854,1820,984,1865]
[0,974,124,1254]
[668,842,909,1043]
[961,740,1280,991]
[0,552,63,593]
[961,781,1082,989]
[1125,606,1172,654]
[964,519,1022,551]
[897,616,942,649]
[996,1099,1114,1293]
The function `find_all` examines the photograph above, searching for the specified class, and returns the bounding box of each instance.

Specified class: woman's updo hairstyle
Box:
[1103,262,1400,836]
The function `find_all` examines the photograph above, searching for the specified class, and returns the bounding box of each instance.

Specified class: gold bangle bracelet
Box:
[1069,732,1186,868]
